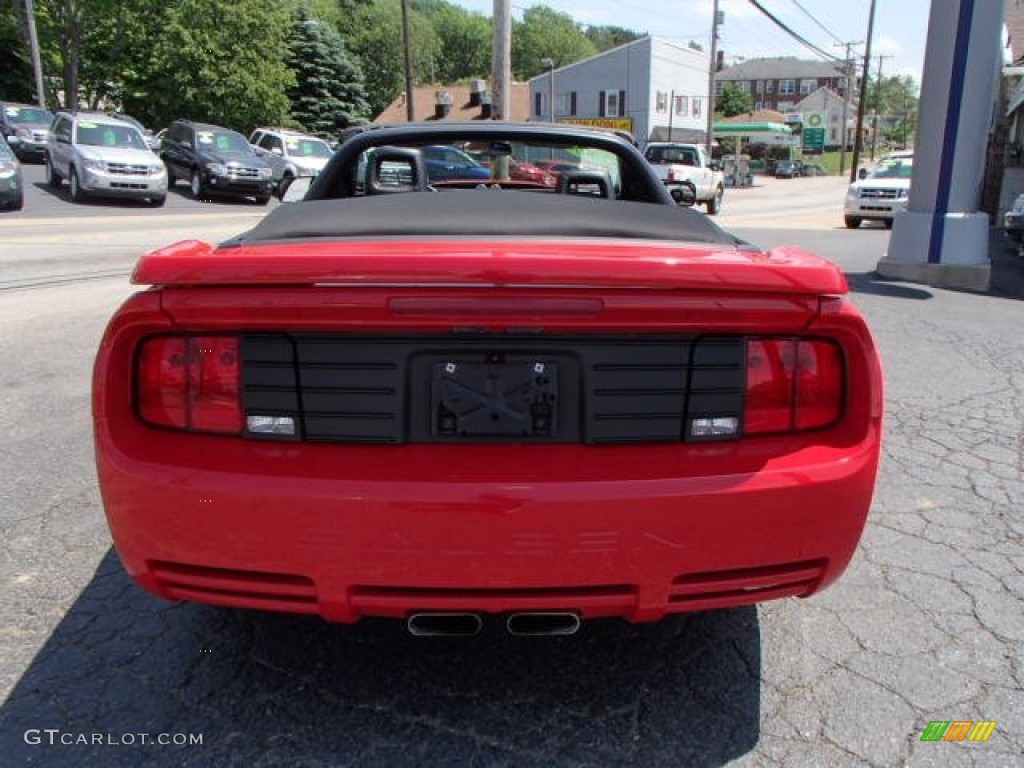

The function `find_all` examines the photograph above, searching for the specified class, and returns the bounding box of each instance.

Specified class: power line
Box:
[745,0,843,62]
[787,0,844,46]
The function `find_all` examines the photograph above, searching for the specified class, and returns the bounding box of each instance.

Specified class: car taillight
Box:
[744,338,843,435]
[138,336,242,433]
[667,169,676,182]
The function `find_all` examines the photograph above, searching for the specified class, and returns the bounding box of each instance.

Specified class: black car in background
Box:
[160,120,274,204]
[0,136,24,210]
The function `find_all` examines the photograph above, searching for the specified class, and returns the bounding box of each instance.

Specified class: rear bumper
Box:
[97,430,879,623]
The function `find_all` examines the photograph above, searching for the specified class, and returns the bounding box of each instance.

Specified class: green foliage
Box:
[584,25,640,52]
[716,83,754,118]
[866,74,919,146]
[0,2,34,103]
[414,0,491,83]
[286,9,369,133]
[511,5,597,79]
[342,0,441,116]
[139,0,295,132]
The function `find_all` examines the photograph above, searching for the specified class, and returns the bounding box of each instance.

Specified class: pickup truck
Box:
[643,142,725,214]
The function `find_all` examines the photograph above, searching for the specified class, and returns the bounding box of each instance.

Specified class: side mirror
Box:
[271,146,283,156]
[276,175,312,202]
[858,168,868,180]
[710,160,722,171]
[181,140,192,150]
[669,184,697,207]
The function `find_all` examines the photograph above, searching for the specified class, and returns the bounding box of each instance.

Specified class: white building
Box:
[528,37,711,145]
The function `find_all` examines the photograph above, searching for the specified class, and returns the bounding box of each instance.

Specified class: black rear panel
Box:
[240,334,746,444]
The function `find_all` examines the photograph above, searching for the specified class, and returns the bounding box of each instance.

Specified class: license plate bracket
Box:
[431,359,558,438]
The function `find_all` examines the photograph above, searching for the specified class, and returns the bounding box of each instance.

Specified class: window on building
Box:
[766,80,774,93]
[756,80,764,94]
[534,92,542,117]
[555,92,575,117]
[656,91,668,113]
[799,79,817,95]
[715,81,723,96]
[598,90,622,117]
[737,81,751,94]
[692,97,702,118]
[779,79,795,95]
[674,95,688,115]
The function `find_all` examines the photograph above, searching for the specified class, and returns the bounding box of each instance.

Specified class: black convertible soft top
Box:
[232,192,739,247]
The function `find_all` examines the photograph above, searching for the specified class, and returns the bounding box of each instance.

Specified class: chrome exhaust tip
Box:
[506,612,581,636]
[406,612,484,637]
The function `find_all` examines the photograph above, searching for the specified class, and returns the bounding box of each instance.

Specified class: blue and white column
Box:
[878,0,1004,291]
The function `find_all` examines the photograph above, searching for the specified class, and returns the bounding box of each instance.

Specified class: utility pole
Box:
[850,0,877,183]
[706,0,722,156]
[870,54,893,161]
[24,0,46,108]
[492,0,512,121]
[834,40,863,176]
[400,0,414,121]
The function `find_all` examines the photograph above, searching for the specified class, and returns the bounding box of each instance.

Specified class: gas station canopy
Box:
[712,122,798,146]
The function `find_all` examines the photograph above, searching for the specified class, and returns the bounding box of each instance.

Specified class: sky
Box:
[453,0,933,84]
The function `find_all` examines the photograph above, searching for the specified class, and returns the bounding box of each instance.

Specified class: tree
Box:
[136,0,295,132]
[286,9,369,133]
[0,1,34,103]
[716,83,753,118]
[341,0,441,116]
[584,25,640,53]
[511,5,596,80]
[413,0,491,83]
[865,74,919,146]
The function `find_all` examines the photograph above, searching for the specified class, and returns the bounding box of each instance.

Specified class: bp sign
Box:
[802,111,826,153]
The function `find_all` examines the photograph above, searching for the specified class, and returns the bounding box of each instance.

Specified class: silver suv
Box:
[46,111,167,205]
[249,127,332,188]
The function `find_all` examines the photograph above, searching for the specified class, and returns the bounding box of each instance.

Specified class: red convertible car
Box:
[93,123,882,636]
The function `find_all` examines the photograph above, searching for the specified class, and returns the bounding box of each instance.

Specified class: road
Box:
[1,165,1021,767]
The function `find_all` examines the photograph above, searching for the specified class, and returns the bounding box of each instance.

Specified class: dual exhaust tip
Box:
[406,611,581,637]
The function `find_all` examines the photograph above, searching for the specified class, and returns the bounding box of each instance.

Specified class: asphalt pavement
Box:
[0,170,1021,767]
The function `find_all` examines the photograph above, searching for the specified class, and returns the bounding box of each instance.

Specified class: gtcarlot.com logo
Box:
[24,729,203,747]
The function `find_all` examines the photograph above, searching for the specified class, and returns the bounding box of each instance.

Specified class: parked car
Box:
[93,122,882,635]
[465,150,558,187]
[844,155,913,228]
[46,111,167,205]
[0,102,54,162]
[161,119,274,204]
[109,113,162,151]
[0,136,24,210]
[1004,193,1024,242]
[249,127,333,189]
[421,145,491,182]
[774,160,799,179]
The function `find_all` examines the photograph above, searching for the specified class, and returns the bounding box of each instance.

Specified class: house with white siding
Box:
[528,37,711,145]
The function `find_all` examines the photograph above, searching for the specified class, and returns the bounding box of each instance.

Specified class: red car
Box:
[94,123,883,636]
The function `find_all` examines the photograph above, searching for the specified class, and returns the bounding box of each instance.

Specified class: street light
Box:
[541,57,555,123]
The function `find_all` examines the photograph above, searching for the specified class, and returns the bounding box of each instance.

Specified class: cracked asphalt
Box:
[0,205,1021,766]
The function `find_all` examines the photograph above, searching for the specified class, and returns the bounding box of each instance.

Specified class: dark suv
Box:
[160,120,274,203]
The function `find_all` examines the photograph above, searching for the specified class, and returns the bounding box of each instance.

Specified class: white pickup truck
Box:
[643,142,725,215]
